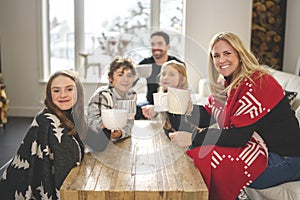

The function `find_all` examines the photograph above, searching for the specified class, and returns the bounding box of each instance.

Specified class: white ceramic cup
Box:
[116,100,136,120]
[135,64,152,78]
[153,93,168,112]
[101,109,128,130]
[167,87,191,114]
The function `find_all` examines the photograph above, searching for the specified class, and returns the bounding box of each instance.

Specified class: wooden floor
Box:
[0,117,33,175]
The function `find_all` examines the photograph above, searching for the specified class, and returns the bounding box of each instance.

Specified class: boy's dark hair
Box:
[108,57,136,82]
[151,31,170,45]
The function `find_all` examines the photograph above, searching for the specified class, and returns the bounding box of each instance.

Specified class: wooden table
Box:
[60,120,208,200]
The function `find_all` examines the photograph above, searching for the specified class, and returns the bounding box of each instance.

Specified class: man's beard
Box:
[152,49,167,59]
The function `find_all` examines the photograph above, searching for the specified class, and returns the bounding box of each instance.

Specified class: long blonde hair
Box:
[157,60,188,131]
[207,32,270,103]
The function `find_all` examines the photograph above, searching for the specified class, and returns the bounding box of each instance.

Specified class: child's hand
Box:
[169,131,192,148]
[110,130,122,139]
[100,124,106,129]
[142,105,157,119]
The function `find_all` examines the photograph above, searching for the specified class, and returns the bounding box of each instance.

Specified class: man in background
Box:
[134,31,185,119]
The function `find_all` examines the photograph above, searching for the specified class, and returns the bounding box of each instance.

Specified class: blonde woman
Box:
[170,32,300,200]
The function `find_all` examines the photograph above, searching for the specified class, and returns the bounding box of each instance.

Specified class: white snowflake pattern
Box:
[25,185,34,199]
[56,188,60,200]
[14,185,36,200]
[43,145,50,155]
[15,185,37,200]
[37,182,53,200]
[31,140,38,155]
[31,117,39,127]
[43,145,53,160]
[14,190,25,200]
[31,140,43,159]
[11,154,29,169]
[1,168,7,180]
[45,113,64,143]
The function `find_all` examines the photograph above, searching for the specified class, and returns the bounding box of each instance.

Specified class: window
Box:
[43,0,184,82]
[47,0,74,76]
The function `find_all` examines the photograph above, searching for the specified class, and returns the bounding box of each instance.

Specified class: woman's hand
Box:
[169,131,192,148]
[142,105,157,119]
[110,130,122,139]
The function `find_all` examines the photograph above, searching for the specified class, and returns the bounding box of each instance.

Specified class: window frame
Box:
[40,0,185,82]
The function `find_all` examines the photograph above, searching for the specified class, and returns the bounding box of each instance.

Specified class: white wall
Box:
[0,0,296,117]
[283,0,300,74]
[184,0,252,92]
[0,0,45,116]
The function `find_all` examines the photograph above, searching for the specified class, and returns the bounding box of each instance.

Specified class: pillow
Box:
[284,90,298,106]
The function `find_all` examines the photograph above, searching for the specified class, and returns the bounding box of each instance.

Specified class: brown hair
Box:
[44,70,87,139]
[151,31,170,45]
[108,57,136,83]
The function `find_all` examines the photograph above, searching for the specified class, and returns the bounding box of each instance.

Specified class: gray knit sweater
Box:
[86,84,137,141]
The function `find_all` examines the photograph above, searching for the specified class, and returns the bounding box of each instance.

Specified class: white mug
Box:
[116,100,136,120]
[135,64,152,78]
[101,109,128,130]
[153,93,168,112]
[167,87,191,114]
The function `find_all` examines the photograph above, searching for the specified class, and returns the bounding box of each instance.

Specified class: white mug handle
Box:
[160,94,168,108]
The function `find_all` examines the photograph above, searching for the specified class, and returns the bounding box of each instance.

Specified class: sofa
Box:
[269,68,300,111]
[245,68,300,200]
[194,67,300,200]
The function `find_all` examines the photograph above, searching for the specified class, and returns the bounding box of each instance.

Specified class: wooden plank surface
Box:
[60,120,208,200]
